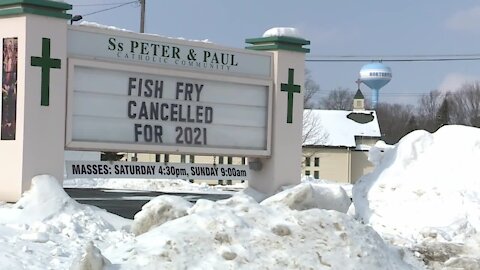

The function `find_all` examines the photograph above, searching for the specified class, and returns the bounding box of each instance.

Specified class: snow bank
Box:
[0,175,419,269]
[0,175,132,269]
[238,186,268,202]
[302,176,353,199]
[131,195,192,235]
[368,140,395,166]
[111,193,412,269]
[261,182,351,213]
[353,125,480,266]
[0,174,73,224]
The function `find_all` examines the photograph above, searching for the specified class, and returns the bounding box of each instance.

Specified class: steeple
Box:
[353,80,365,111]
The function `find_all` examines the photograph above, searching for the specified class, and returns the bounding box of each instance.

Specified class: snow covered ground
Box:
[0,125,479,269]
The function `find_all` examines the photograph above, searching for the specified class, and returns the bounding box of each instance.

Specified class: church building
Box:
[302,89,381,183]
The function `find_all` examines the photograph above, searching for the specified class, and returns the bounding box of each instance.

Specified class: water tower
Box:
[359,62,392,109]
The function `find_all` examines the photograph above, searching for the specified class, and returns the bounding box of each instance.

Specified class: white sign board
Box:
[66,59,272,156]
[65,161,249,180]
[68,27,272,78]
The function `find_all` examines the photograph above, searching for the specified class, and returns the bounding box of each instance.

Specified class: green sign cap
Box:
[245,36,310,53]
[0,0,72,19]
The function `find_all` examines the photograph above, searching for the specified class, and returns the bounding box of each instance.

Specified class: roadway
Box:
[65,188,232,219]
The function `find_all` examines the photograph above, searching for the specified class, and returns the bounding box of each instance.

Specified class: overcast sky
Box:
[68,0,480,105]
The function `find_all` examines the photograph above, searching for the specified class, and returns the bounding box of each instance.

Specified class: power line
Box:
[315,92,431,97]
[309,53,480,58]
[80,1,138,17]
[306,57,480,62]
[74,2,135,7]
[306,54,480,62]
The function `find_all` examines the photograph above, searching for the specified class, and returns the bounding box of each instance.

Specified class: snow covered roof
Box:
[303,109,381,147]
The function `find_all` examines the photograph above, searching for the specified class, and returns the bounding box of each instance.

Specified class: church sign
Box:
[68,27,272,78]
[66,26,273,157]
[0,0,309,201]
[65,161,249,180]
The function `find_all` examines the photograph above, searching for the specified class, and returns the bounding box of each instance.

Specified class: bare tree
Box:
[319,87,353,110]
[302,71,328,165]
[302,110,328,145]
[417,90,442,132]
[405,115,418,134]
[449,82,480,127]
[435,95,451,129]
[304,69,321,109]
[376,103,415,144]
[302,110,329,163]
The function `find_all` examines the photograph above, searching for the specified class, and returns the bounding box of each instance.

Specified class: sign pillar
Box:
[0,1,71,201]
[246,34,310,196]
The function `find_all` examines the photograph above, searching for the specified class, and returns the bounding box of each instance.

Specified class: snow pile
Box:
[368,140,395,166]
[0,175,416,269]
[131,195,192,236]
[0,174,75,224]
[0,175,132,270]
[353,125,480,267]
[113,193,411,269]
[302,175,353,199]
[261,182,351,213]
[70,242,111,270]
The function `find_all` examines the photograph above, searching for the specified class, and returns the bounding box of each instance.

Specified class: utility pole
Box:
[132,0,145,162]
[140,0,145,33]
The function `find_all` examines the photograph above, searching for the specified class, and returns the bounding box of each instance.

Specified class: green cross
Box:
[280,68,301,123]
[31,38,61,106]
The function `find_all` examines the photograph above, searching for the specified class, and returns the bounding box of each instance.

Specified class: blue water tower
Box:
[359,62,392,109]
